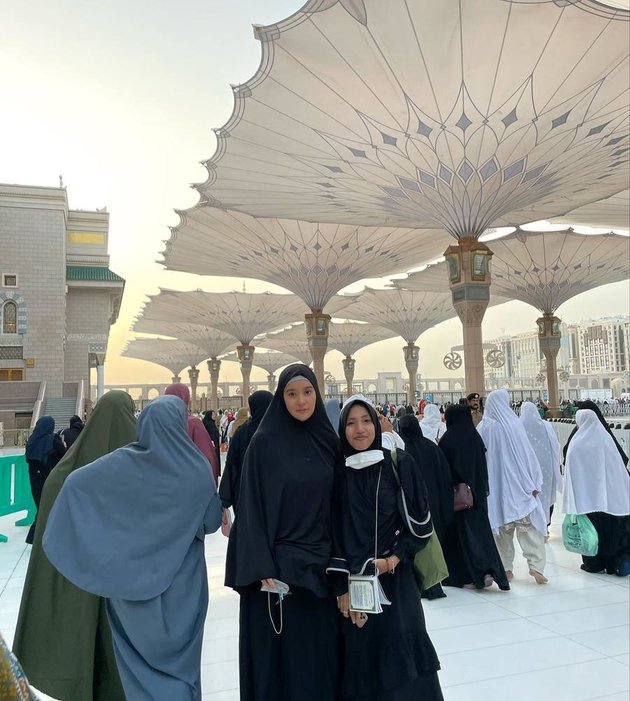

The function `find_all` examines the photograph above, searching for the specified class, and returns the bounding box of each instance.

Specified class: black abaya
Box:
[581,512,630,574]
[219,391,273,515]
[333,399,443,701]
[225,365,340,701]
[398,416,453,598]
[438,405,509,590]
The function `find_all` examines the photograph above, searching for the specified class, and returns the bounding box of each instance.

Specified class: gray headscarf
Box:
[43,395,219,601]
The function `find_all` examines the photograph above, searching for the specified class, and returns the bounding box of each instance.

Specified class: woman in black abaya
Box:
[202,410,221,474]
[225,365,340,701]
[398,415,453,599]
[332,396,443,701]
[219,390,273,516]
[438,404,510,591]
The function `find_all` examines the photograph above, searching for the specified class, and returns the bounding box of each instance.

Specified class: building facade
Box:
[0,183,124,429]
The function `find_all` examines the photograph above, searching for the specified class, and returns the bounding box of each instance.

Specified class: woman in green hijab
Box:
[13,390,137,701]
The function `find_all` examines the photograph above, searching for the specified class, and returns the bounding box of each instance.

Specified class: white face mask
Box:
[345,450,385,470]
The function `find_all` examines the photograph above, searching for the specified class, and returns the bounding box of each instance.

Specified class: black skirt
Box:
[238,585,339,701]
[441,501,510,590]
[341,561,443,701]
[582,512,630,573]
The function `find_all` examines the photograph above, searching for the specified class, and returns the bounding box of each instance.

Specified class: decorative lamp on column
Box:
[236,344,255,406]
[304,311,331,393]
[403,343,420,406]
[444,238,493,396]
[342,357,356,397]
[537,313,562,415]
[207,358,222,411]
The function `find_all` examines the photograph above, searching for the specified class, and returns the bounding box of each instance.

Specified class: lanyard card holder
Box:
[348,572,391,614]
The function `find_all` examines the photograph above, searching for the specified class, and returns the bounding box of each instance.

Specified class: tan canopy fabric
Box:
[192,0,628,236]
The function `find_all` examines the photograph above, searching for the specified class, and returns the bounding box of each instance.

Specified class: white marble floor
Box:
[1,509,628,701]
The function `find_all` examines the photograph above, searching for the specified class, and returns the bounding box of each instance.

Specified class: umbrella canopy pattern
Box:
[327,321,397,357]
[195,0,629,237]
[121,338,209,377]
[163,208,451,311]
[132,319,236,359]
[257,325,315,366]
[221,349,303,374]
[399,229,629,313]
[549,189,630,230]
[343,288,455,344]
[137,290,323,345]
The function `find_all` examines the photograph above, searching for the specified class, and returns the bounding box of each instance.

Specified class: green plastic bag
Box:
[390,451,449,591]
[562,514,599,557]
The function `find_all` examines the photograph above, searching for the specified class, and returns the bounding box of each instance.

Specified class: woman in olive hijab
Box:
[13,390,137,701]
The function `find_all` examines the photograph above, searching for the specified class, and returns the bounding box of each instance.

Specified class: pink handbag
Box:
[453,483,473,511]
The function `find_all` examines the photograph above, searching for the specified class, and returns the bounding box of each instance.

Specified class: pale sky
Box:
[1,0,628,389]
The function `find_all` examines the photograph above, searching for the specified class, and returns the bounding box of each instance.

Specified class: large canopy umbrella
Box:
[397,230,630,409]
[121,338,209,386]
[162,208,449,388]
[132,319,236,409]
[342,288,455,404]
[221,349,304,392]
[185,0,629,394]
[257,328,315,367]
[327,321,397,395]
[136,289,354,401]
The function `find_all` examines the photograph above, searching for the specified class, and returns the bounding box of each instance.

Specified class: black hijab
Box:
[62,415,84,448]
[563,400,627,465]
[398,415,453,535]
[202,409,220,444]
[219,390,273,513]
[26,416,56,464]
[225,365,339,597]
[334,398,431,572]
[439,404,489,500]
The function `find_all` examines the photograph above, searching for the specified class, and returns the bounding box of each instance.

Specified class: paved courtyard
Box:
[1,509,628,701]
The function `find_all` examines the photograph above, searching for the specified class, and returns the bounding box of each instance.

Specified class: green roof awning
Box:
[66,265,124,283]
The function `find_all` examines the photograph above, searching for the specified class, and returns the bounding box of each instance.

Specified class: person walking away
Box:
[478,389,548,584]
[398,414,453,598]
[24,417,65,544]
[438,404,510,591]
[61,415,84,449]
[42,395,222,701]
[13,391,136,701]
[419,404,447,444]
[202,410,222,474]
[225,365,340,701]
[520,401,562,535]
[331,396,444,700]
[563,409,630,576]
[165,383,220,485]
[219,391,273,517]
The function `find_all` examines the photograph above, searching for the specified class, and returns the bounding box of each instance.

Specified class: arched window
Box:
[2,300,17,334]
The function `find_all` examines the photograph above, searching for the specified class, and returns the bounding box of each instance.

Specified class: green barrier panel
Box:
[0,454,36,543]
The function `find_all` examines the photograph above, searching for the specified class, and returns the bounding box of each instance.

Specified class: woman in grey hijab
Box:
[43,395,222,701]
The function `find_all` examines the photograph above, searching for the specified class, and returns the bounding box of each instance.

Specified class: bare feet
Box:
[505,570,514,581]
[463,583,476,590]
[529,569,548,584]
[484,574,494,588]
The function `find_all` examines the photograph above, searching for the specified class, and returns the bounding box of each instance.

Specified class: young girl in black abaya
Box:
[331,396,444,701]
[225,365,340,701]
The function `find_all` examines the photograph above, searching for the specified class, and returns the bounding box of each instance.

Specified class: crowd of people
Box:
[4,370,629,700]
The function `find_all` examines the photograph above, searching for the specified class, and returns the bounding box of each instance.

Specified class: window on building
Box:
[2,300,17,334]
[2,274,17,287]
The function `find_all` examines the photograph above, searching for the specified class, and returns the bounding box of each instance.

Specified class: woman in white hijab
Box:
[564,409,630,577]
[520,401,562,535]
[419,404,447,444]
[478,389,549,584]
